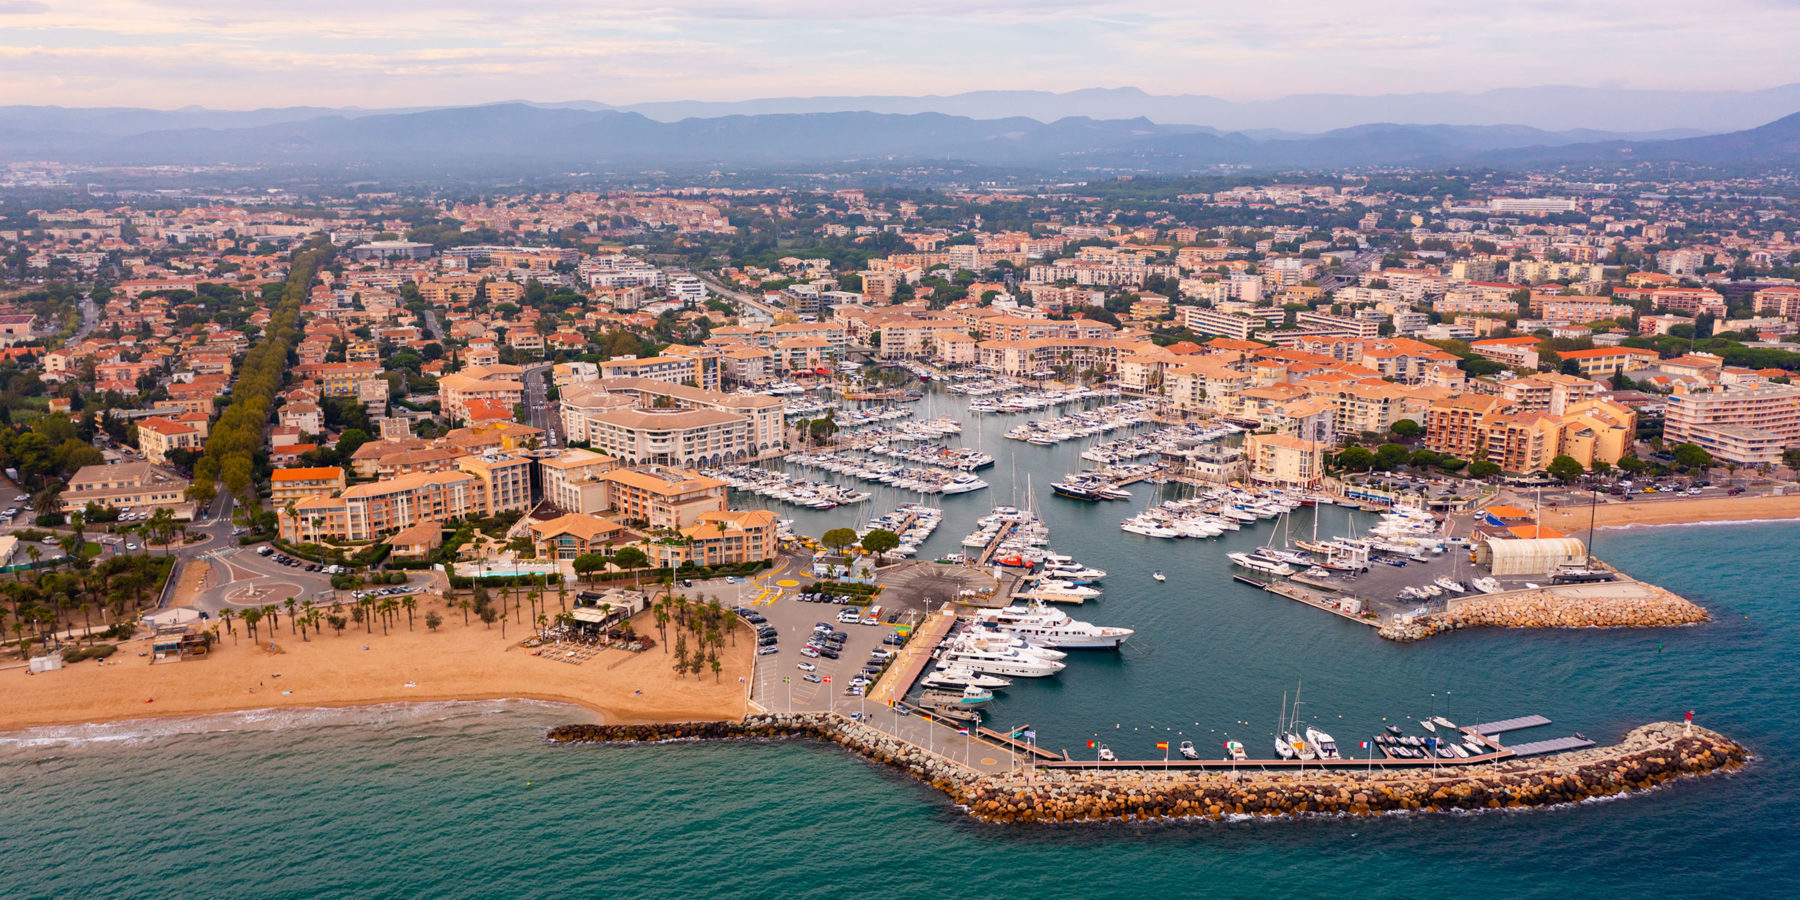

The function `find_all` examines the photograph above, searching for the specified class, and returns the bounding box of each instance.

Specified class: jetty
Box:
[1263,580,1383,628]
[544,716,1746,824]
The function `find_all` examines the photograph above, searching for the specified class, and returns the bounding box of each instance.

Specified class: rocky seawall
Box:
[546,716,1744,824]
[1380,583,1708,641]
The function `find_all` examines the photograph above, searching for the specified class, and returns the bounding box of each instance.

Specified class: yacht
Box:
[974,604,1134,649]
[1179,740,1199,760]
[1472,577,1502,594]
[1286,731,1317,761]
[919,684,996,708]
[1097,744,1116,762]
[1305,727,1341,759]
[1224,740,1247,761]
[1152,570,1166,582]
[919,667,1013,690]
[936,645,1066,678]
[1228,552,1295,577]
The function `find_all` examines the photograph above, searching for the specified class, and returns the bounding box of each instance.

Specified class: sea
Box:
[3,390,1792,897]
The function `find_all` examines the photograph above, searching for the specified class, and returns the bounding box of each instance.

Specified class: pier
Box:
[976,725,1064,761]
[866,607,956,707]
[1469,714,1552,735]
[972,520,1020,567]
[1263,580,1383,627]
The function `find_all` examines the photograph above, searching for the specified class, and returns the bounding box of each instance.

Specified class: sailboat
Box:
[1274,691,1296,759]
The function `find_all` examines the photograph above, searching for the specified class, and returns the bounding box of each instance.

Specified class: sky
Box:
[2,0,1798,109]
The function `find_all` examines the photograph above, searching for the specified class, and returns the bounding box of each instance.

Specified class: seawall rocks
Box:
[1381,584,1708,641]
[547,717,1744,824]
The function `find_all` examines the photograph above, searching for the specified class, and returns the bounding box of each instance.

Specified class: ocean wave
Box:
[1599,516,1800,531]
[0,698,584,751]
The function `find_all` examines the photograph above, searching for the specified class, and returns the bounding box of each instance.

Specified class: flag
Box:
[1087,740,1096,748]
[956,728,970,735]
[1359,741,1369,749]
[781,676,790,683]
[1022,729,1036,740]
[1155,742,1168,750]
[823,675,832,683]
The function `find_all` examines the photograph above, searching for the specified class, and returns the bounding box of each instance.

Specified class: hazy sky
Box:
[3,0,1798,109]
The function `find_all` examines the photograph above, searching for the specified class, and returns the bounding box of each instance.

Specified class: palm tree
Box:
[284,597,298,634]
[401,595,416,630]
[243,607,263,642]
[220,607,236,641]
[458,597,472,626]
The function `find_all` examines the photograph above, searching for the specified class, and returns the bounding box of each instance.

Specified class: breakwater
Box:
[545,716,1744,823]
[1380,582,1709,641]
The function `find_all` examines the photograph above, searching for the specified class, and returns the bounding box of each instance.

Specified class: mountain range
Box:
[2,100,1798,175]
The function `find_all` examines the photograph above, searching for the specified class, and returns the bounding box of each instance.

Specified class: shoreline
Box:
[1544,492,1800,532]
[545,714,1747,823]
[1,608,750,734]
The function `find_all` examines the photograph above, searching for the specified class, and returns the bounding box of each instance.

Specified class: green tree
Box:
[424,610,442,632]
[1547,454,1585,483]
[1468,460,1503,480]
[1618,455,1647,475]
[571,552,607,584]
[1374,443,1411,471]
[1672,443,1713,472]
[1390,418,1423,437]
[859,528,900,564]
[821,527,859,555]
[1336,446,1376,472]
[612,546,648,588]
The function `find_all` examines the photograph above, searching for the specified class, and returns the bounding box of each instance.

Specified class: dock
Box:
[1469,714,1552,735]
[1263,580,1382,627]
[1036,746,1515,770]
[866,607,956,707]
[1508,735,1597,756]
[976,726,1064,761]
[972,520,1020,568]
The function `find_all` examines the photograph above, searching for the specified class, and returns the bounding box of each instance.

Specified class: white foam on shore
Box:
[0,698,583,751]
[1597,516,1800,532]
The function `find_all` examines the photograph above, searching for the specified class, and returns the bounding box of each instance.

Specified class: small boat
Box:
[1225,740,1247,761]
[1152,570,1166,582]
[1305,726,1341,759]
[1097,744,1116,762]
[1419,719,1437,732]
[1430,715,1457,730]
[1385,724,1404,736]
[1179,740,1199,760]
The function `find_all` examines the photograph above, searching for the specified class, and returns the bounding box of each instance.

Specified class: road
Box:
[520,362,561,447]
[695,272,783,320]
[421,308,442,341]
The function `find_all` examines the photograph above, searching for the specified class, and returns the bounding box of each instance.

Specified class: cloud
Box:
[0,0,1797,108]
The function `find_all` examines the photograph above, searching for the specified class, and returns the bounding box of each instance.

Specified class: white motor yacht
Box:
[1305,727,1341,759]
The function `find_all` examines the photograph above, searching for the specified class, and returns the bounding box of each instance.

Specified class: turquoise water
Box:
[3,391,1793,896]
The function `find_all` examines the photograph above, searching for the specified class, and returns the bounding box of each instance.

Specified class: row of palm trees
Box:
[3,553,169,656]
[651,593,734,682]
[214,590,427,645]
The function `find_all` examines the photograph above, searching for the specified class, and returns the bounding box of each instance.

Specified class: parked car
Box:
[757,646,779,656]
[802,673,822,684]
[796,662,817,672]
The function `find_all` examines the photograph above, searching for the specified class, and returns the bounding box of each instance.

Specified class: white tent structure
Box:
[1477,537,1587,576]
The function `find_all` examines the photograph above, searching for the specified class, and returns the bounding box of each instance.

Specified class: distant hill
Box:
[0,102,1795,174]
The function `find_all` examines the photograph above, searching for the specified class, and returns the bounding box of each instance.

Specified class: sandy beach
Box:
[0,609,751,733]
[1542,491,1800,531]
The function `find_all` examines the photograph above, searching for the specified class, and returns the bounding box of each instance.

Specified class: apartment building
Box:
[281,470,482,543]
[1425,394,1513,459]
[568,378,784,457]
[598,354,704,388]
[581,407,756,468]
[645,509,779,568]
[270,467,347,505]
[596,467,728,530]
[135,416,202,465]
[1180,306,1268,341]
[1558,347,1660,378]
[1471,336,1541,371]
[1664,383,1800,464]
[538,448,622,515]
[438,365,525,425]
[1500,373,1603,415]
[61,462,192,516]
[1243,433,1327,488]
[1752,286,1800,317]
[530,512,628,560]
[456,453,534,516]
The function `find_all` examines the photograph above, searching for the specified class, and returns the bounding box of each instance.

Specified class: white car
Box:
[795,661,817,672]
[125,543,138,551]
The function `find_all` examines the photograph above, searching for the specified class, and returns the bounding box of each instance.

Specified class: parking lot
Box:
[736,580,921,717]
